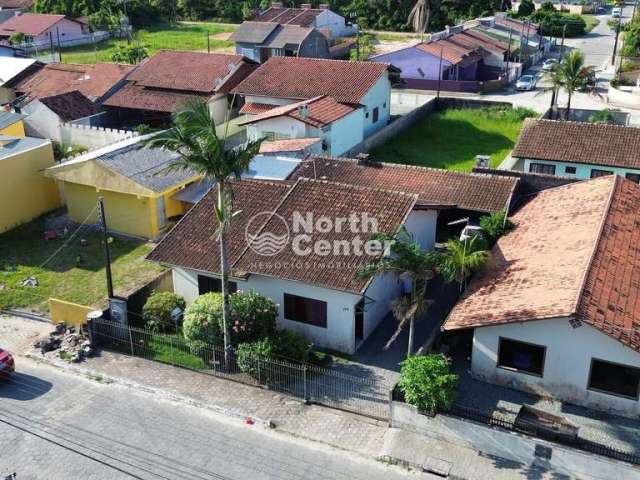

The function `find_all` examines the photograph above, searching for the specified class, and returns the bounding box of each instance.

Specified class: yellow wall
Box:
[0,142,60,233]
[49,298,95,327]
[63,182,157,239]
[0,119,26,138]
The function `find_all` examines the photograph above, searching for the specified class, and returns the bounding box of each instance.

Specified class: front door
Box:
[355,299,364,341]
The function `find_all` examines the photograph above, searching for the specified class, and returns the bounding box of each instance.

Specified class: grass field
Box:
[371,107,538,172]
[583,15,600,33]
[61,21,236,64]
[0,218,165,313]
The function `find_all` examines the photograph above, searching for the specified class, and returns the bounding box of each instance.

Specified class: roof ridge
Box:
[534,118,640,131]
[295,175,421,200]
[308,155,515,181]
[573,175,620,317]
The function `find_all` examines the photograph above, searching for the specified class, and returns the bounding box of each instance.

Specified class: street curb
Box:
[25,351,274,430]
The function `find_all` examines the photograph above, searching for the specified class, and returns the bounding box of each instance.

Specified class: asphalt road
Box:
[0,360,424,480]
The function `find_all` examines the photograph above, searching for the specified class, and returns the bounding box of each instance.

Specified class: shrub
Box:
[230,290,278,344]
[236,338,274,380]
[589,109,616,124]
[480,211,514,245]
[142,291,186,333]
[183,292,224,352]
[398,354,458,415]
[272,329,310,363]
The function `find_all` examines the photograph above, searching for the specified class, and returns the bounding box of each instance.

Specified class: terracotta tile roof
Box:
[126,51,255,93]
[444,176,640,353]
[512,119,640,170]
[495,16,539,35]
[253,7,324,27]
[148,178,417,293]
[417,38,484,67]
[238,96,355,128]
[232,57,396,105]
[0,0,33,8]
[0,13,81,36]
[102,83,204,113]
[234,178,417,293]
[240,102,276,115]
[259,137,320,153]
[14,62,134,102]
[39,90,97,122]
[288,157,518,213]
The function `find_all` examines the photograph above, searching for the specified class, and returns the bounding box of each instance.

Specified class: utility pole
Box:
[97,197,114,299]
[505,28,513,78]
[207,31,210,53]
[436,45,443,100]
[561,23,566,56]
[56,26,62,62]
[612,18,622,66]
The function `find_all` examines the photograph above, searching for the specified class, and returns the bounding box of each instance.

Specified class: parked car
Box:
[516,75,537,91]
[612,6,622,17]
[542,58,558,71]
[0,349,15,379]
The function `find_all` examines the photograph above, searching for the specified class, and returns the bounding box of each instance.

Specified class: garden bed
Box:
[370,106,538,172]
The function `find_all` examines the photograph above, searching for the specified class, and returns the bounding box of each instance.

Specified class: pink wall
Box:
[33,18,86,45]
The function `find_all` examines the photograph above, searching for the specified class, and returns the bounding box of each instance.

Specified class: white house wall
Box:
[472,318,640,416]
[208,94,230,126]
[522,158,640,181]
[246,116,308,141]
[314,9,357,39]
[404,209,438,251]
[172,267,362,353]
[327,109,364,156]
[359,75,392,137]
[21,101,62,141]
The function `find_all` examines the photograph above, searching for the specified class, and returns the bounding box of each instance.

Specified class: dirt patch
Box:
[211,31,232,40]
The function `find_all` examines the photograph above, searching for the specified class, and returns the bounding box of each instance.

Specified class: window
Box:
[497,338,546,376]
[372,107,379,123]
[588,359,640,399]
[591,169,613,178]
[529,163,556,175]
[262,131,290,141]
[564,166,577,174]
[197,275,237,295]
[626,173,640,183]
[283,293,327,328]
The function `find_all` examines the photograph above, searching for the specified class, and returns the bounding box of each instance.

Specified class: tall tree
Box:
[358,227,440,356]
[546,50,595,120]
[145,98,262,361]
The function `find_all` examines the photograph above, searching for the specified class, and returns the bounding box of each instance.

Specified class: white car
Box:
[542,58,558,71]
[612,6,622,17]
[516,75,537,91]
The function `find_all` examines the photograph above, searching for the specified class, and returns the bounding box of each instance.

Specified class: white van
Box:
[612,6,622,18]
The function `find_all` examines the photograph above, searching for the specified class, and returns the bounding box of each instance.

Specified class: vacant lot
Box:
[0,218,165,313]
[371,107,538,172]
[62,21,236,64]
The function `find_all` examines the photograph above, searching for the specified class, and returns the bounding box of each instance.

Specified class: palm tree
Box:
[546,50,596,120]
[437,236,490,293]
[408,0,438,40]
[357,227,440,356]
[145,97,263,361]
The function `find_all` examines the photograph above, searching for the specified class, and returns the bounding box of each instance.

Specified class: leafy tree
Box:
[9,32,25,45]
[398,354,458,415]
[517,0,534,16]
[437,235,491,292]
[145,97,263,363]
[142,291,186,333]
[111,43,149,64]
[183,292,224,352]
[358,227,440,356]
[546,50,595,119]
[350,33,376,60]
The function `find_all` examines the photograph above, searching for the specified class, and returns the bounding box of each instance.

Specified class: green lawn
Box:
[371,107,538,172]
[0,218,165,313]
[61,21,236,64]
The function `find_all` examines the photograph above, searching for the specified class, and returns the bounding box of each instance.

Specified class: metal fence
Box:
[90,318,390,420]
[448,404,640,465]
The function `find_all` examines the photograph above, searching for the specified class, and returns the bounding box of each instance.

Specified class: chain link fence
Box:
[89,318,390,420]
